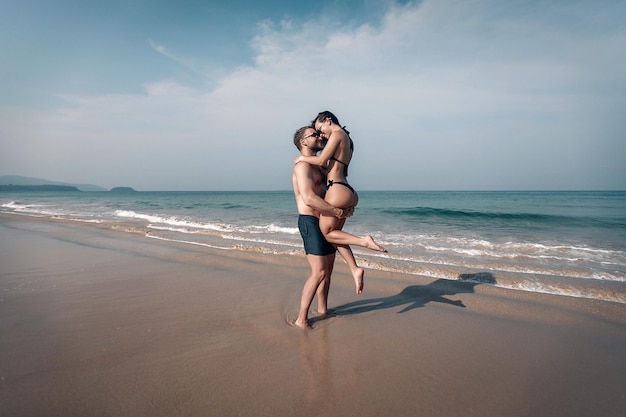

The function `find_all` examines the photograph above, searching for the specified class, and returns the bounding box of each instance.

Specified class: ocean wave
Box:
[2,201,49,211]
[221,234,302,248]
[384,233,624,262]
[115,210,232,232]
[502,281,626,304]
[384,206,556,220]
[1,201,62,217]
[382,206,623,229]
[220,203,248,209]
[254,224,299,234]
[416,243,615,264]
[146,233,302,255]
[147,225,220,235]
[2,201,22,208]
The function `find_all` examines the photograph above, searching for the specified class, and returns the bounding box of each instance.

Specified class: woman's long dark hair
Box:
[311,110,341,128]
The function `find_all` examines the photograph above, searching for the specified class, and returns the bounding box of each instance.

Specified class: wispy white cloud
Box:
[148,39,170,57]
[148,39,201,76]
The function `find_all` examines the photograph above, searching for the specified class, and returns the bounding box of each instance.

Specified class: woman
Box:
[295,111,386,294]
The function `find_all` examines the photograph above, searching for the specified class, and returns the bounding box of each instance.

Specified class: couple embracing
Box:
[292,111,386,329]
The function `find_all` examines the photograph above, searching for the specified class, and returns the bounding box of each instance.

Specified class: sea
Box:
[1,190,625,304]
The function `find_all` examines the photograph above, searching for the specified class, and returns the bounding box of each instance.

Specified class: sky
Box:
[1,0,625,191]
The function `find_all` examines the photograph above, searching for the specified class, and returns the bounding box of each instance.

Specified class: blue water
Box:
[2,190,625,303]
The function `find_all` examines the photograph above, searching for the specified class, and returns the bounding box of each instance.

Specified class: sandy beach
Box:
[1,212,625,417]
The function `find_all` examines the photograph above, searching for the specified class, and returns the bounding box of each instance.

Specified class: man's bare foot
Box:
[317,309,337,318]
[364,235,387,253]
[352,267,365,294]
[294,319,311,329]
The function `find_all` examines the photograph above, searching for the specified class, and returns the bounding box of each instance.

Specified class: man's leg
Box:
[296,254,331,329]
[316,253,335,315]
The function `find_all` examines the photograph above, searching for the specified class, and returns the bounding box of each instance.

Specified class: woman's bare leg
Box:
[318,213,364,293]
[335,244,365,294]
[320,214,386,252]
[321,186,385,293]
[325,229,387,252]
[329,216,364,294]
[319,215,385,294]
[322,187,386,252]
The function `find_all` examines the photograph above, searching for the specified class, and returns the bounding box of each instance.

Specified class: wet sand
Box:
[1,213,625,417]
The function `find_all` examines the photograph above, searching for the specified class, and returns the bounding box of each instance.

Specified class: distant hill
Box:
[0,184,80,192]
[0,175,107,192]
[110,187,137,193]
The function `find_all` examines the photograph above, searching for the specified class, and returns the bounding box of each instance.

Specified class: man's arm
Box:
[294,162,346,218]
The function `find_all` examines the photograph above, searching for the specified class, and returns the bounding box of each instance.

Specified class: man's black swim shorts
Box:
[298,215,336,256]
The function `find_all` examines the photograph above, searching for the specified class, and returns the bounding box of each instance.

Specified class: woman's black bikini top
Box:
[330,156,349,177]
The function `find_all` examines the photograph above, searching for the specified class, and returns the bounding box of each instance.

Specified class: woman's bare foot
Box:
[352,267,365,294]
[364,235,387,253]
[294,319,311,329]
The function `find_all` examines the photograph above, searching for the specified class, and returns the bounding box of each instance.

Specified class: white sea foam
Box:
[116,210,231,232]
[2,201,22,208]
[145,234,232,251]
[2,201,51,214]
[264,224,299,234]
[221,234,302,249]
[502,281,626,304]
[147,225,215,235]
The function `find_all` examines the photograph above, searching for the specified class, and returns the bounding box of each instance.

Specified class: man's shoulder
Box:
[294,160,314,173]
[294,160,325,183]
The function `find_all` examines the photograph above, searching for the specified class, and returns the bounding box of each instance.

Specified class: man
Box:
[292,126,351,329]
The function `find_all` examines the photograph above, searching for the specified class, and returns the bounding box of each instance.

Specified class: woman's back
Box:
[326,129,353,181]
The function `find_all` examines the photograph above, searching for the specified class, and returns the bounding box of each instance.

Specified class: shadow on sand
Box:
[313,272,496,323]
